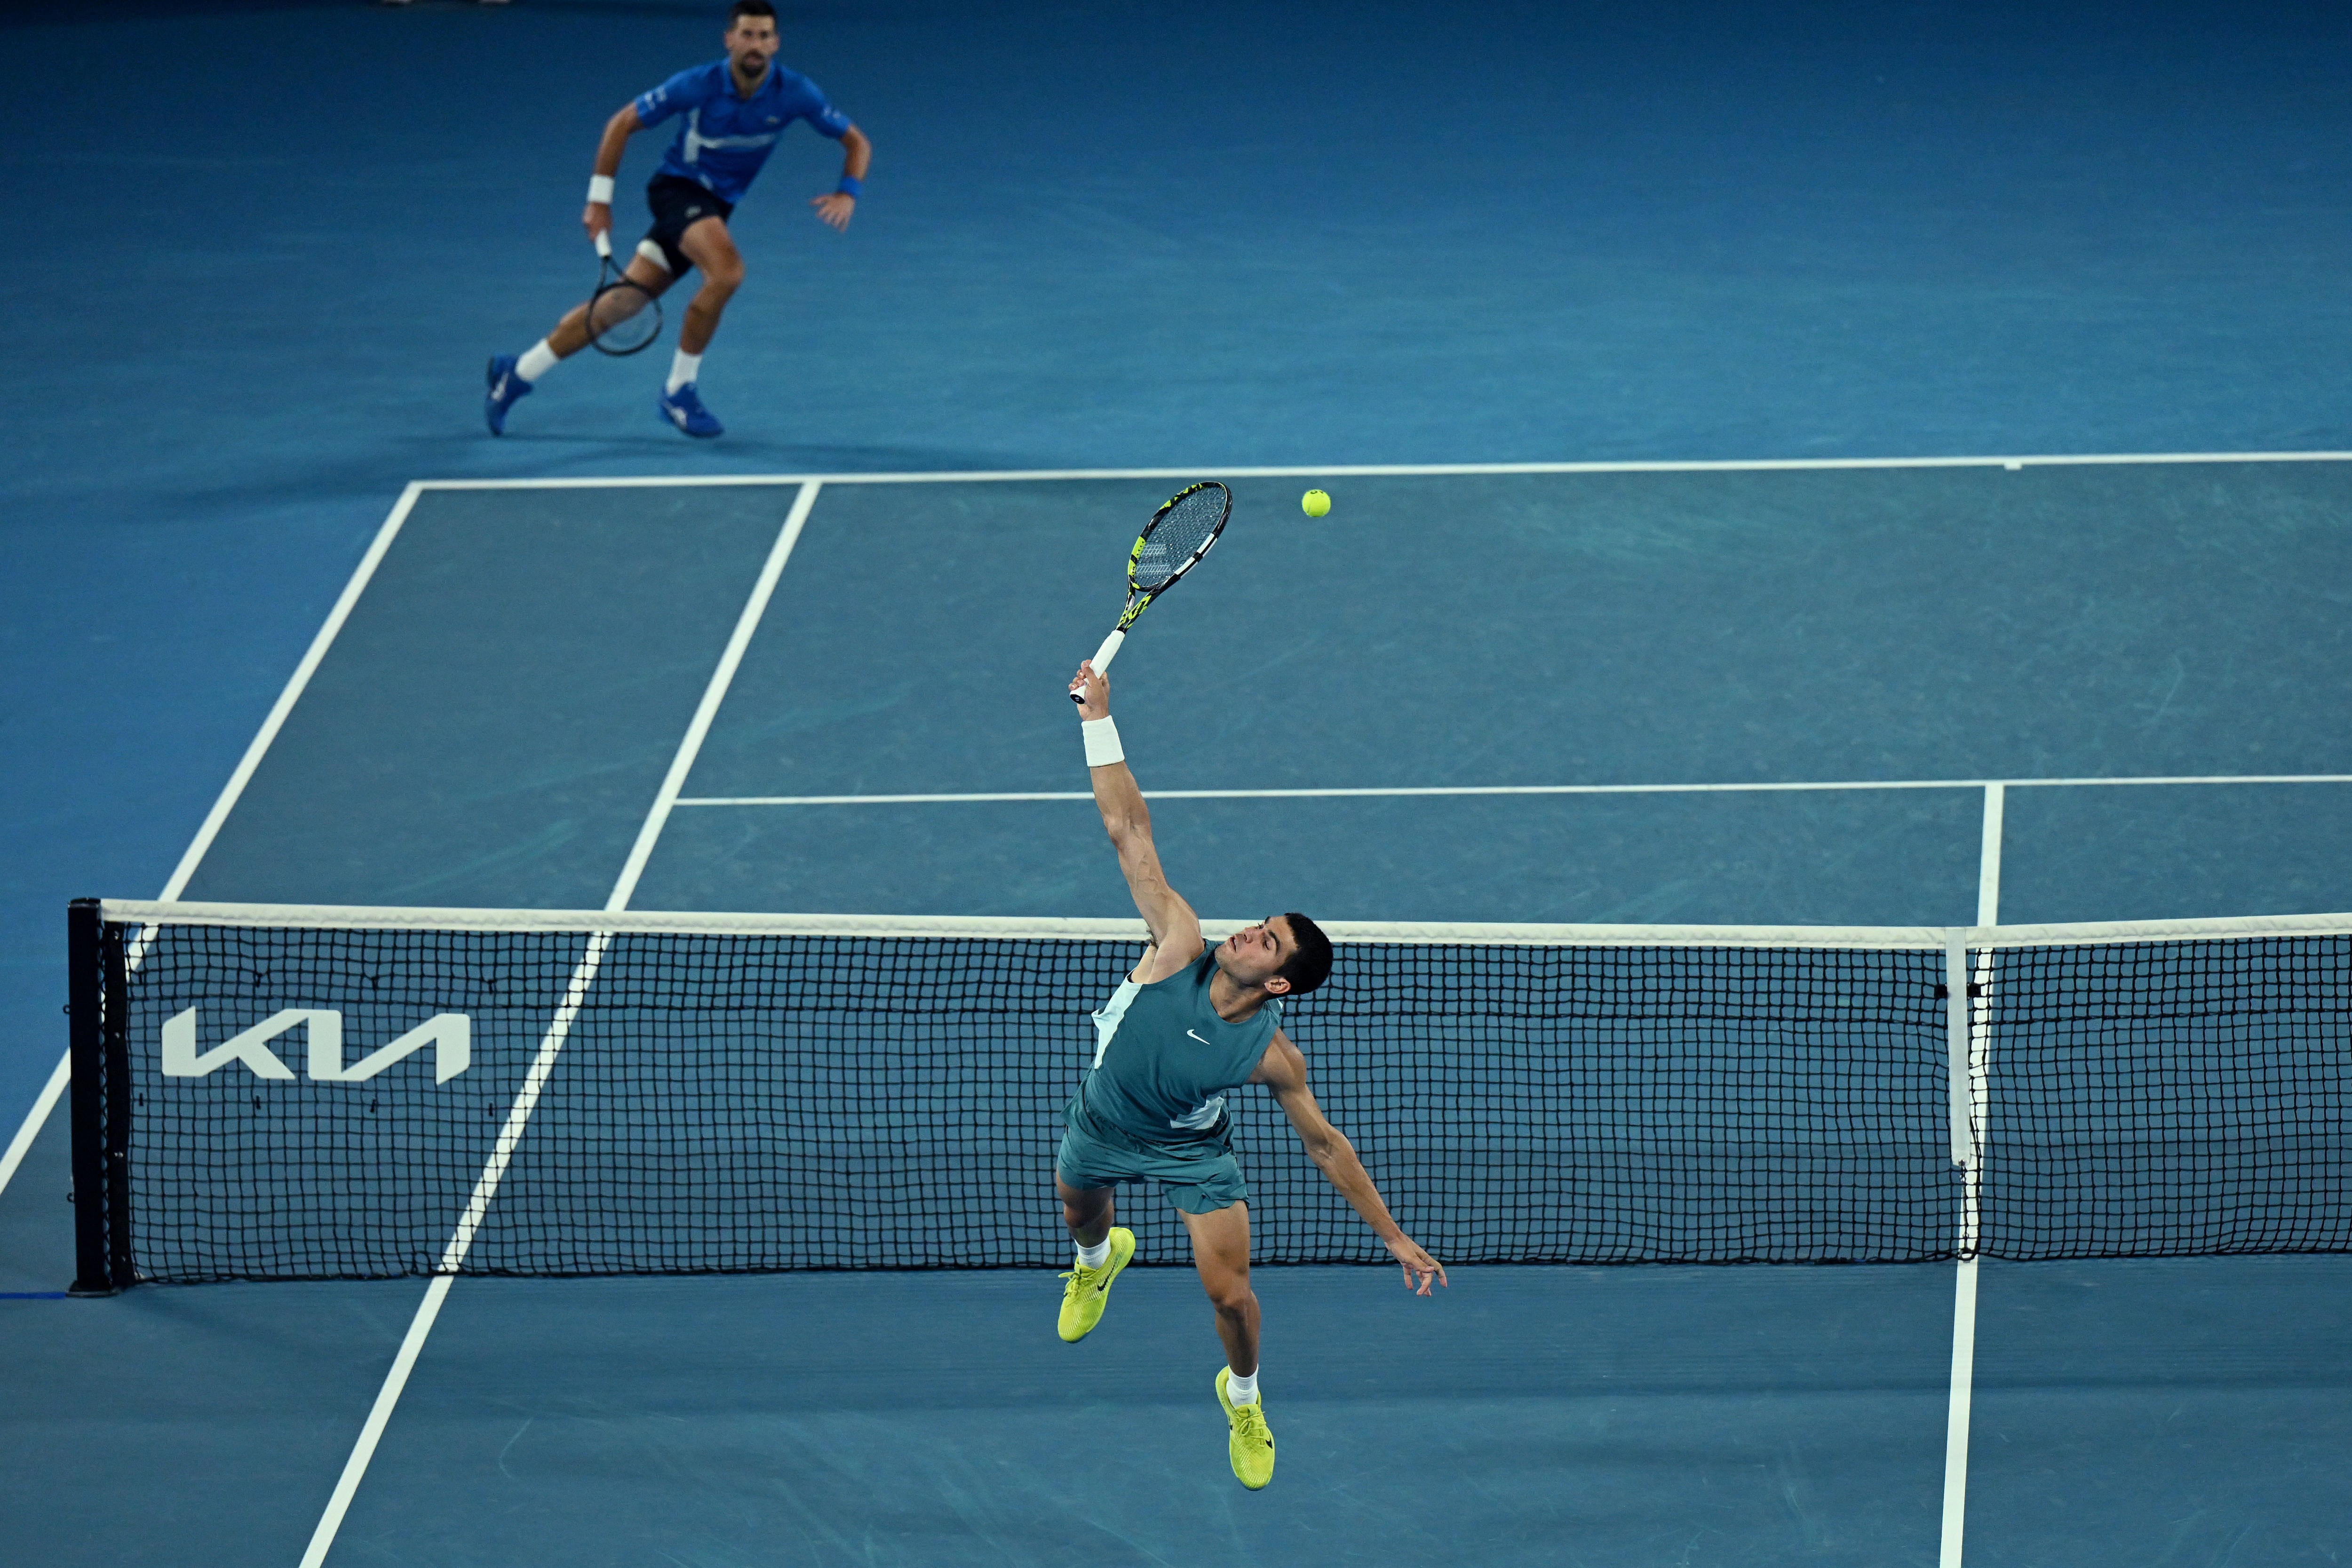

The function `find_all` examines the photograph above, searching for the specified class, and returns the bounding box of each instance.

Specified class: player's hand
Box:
[1383,1233,1448,1296]
[811,193,855,231]
[582,202,612,241]
[1070,661,1109,719]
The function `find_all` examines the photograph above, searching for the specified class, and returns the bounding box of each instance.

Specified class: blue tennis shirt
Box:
[633,59,850,206]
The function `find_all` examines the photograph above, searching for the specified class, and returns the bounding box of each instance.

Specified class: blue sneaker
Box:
[657,382,724,439]
[484,354,533,436]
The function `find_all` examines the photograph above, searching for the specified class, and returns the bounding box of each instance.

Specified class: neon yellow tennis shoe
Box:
[1056,1227,1135,1343]
[1216,1367,1275,1489]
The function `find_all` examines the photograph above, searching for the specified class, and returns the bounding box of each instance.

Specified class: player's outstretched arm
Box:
[1253,1030,1448,1295]
[581,104,643,240]
[1070,661,1202,980]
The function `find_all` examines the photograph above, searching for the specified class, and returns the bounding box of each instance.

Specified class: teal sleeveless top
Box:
[1079,947,1282,1146]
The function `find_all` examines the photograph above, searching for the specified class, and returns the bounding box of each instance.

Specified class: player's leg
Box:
[1183,1199,1275,1489]
[1058,1172,1115,1250]
[1183,1201,1259,1380]
[1053,1114,1137,1343]
[673,216,744,354]
[654,216,742,438]
[485,250,675,435]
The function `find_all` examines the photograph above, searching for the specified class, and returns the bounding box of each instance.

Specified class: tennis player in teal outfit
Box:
[1059,658,1447,1490]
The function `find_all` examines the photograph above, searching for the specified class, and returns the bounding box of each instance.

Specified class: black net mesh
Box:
[87,914,2352,1283]
[1979,936,2352,1258]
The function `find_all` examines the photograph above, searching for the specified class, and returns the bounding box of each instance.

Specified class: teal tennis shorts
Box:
[1056,1096,1249,1216]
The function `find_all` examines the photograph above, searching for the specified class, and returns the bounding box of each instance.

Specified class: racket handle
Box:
[594,229,613,260]
[1070,629,1125,703]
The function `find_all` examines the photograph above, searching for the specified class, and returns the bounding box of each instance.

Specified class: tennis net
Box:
[65,899,2352,1289]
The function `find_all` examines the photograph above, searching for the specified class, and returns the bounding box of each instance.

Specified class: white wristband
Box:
[587,174,615,205]
[1081,716,1125,768]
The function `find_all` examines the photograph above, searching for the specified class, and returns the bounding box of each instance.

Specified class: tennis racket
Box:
[1071,480,1232,702]
[585,230,662,356]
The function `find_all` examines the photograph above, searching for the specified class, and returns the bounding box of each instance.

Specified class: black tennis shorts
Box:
[641,175,736,276]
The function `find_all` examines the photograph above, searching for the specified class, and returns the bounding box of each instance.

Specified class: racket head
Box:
[1127,481,1232,597]
[588,281,662,355]
[586,235,663,357]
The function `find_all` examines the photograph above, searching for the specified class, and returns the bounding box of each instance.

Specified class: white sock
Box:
[515,340,558,382]
[666,349,702,395]
[1075,1235,1111,1269]
[1226,1368,1259,1406]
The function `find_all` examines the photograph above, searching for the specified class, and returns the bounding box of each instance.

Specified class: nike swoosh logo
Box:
[1187,1029,1211,1045]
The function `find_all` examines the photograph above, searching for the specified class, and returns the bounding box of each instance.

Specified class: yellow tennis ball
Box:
[1302,489,1331,517]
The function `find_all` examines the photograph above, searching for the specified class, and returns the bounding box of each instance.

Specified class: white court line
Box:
[406,448,2352,489]
[608,481,821,909]
[298,932,611,1568]
[1939,783,2004,1568]
[1976,784,2006,929]
[157,485,429,904]
[675,772,2352,807]
[1940,1258,1982,1568]
[0,486,425,1204]
[0,1052,71,1200]
[295,483,818,1568]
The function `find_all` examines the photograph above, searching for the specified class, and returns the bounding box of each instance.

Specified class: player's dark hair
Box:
[728,0,777,24]
[1275,913,1334,997]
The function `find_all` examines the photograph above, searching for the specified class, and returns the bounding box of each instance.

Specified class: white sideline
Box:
[607,480,820,911]
[303,926,617,1568]
[0,1052,71,1201]
[159,485,429,905]
[674,772,2352,808]
[1939,783,2005,1568]
[405,447,2352,489]
[0,486,424,1205]
[295,483,815,1568]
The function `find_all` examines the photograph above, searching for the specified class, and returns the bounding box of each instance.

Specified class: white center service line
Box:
[1939,782,2004,1568]
[295,481,819,1568]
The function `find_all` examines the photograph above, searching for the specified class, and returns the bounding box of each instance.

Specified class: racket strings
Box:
[1133,487,1226,591]
[588,278,661,355]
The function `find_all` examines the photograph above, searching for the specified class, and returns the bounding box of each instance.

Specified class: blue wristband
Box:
[835,175,863,199]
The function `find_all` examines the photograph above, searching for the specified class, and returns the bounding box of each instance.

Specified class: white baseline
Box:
[408,447,2352,490]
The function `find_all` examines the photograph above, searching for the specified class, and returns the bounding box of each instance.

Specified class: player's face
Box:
[1217,915,1296,994]
[726,17,778,74]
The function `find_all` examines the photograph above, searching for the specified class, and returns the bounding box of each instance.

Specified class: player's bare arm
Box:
[1071,660,1202,983]
[1251,1029,1448,1294]
[812,124,872,231]
[580,104,642,240]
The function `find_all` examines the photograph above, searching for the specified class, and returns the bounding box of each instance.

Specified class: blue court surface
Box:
[7,2,2352,1565]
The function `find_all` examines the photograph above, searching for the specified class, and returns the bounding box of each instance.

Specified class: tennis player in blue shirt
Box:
[485,0,870,438]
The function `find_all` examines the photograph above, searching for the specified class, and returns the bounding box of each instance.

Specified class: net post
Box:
[1945,936,1974,1172]
[100,918,135,1289]
[66,899,121,1296]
